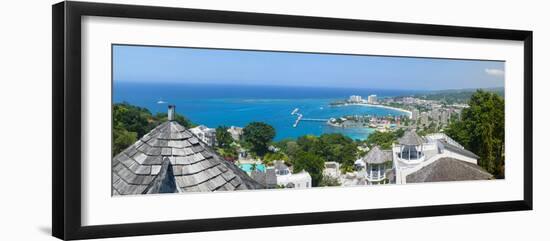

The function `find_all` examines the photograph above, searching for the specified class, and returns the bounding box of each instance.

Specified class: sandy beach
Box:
[341,103,412,118]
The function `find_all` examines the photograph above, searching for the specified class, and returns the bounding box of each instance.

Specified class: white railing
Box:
[366,171,386,182]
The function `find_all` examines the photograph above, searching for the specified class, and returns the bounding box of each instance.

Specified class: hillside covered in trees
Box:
[112,102,194,156]
[413,87,504,105]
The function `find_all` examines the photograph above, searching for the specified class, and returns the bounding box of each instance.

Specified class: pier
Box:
[302,118,329,122]
[291,107,328,127]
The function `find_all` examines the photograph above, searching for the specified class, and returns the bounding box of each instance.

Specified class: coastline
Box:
[336,103,412,118]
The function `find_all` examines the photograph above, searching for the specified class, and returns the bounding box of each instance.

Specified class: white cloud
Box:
[485,68,505,76]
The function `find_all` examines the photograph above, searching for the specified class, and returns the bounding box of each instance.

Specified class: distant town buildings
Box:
[429,109,440,126]
[189,125,217,147]
[440,109,450,124]
[367,94,378,104]
[415,108,455,129]
[348,95,363,103]
[420,112,429,126]
[411,109,419,121]
[403,96,415,104]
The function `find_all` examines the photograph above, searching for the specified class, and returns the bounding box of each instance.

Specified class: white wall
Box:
[0,0,548,240]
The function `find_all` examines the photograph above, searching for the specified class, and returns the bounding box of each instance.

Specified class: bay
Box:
[113,82,419,140]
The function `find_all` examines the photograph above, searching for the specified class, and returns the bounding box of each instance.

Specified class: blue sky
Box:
[113,45,504,90]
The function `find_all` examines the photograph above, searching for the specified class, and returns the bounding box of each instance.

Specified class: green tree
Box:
[296,135,322,153]
[292,151,325,187]
[263,152,289,166]
[112,102,194,156]
[276,140,300,163]
[242,122,276,156]
[112,128,137,156]
[216,145,238,162]
[113,102,153,137]
[318,175,341,187]
[292,134,357,171]
[215,125,233,148]
[394,128,405,138]
[318,134,357,169]
[366,131,396,149]
[445,90,505,178]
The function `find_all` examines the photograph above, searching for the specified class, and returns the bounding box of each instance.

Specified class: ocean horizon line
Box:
[114,81,502,93]
[114,80,432,92]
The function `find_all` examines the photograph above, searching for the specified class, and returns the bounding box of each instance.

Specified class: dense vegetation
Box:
[445,90,505,178]
[414,88,504,105]
[272,133,358,186]
[112,102,193,156]
[215,125,233,148]
[364,128,405,149]
[292,151,326,187]
[242,122,276,156]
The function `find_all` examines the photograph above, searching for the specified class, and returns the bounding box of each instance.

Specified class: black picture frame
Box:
[52,1,533,240]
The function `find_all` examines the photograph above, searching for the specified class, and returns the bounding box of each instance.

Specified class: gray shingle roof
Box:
[363,146,393,164]
[274,162,289,172]
[406,157,493,183]
[112,121,263,195]
[251,168,278,189]
[440,141,479,159]
[398,131,424,146]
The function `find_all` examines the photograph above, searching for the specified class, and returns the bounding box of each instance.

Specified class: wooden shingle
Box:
[112,118,263,195]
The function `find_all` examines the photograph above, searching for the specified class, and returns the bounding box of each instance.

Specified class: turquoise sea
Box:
[114,83,420,141]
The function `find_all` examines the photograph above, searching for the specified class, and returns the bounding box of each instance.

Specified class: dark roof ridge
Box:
[143,157,178,194]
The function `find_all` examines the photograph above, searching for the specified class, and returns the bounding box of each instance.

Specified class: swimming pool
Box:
[239,163,266,173]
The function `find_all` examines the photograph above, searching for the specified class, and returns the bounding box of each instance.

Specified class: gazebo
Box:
[111,105,263,195]
[363,146,392,184]
[397,131,425,162]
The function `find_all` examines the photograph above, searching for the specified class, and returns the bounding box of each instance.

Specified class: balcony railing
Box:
[366,171,386,181]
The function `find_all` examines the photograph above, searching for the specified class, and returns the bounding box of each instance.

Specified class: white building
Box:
[227,126,243,141]
[189,125,217,147]
[367,94,378,104]
[440,109,451,124]
[323,161,341,178]
[403,97,415,104]
[272,161,312,188]
[411,109,419,121]
[348,95,363,103]
[430,109,440,123]
[393,131,488,184]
